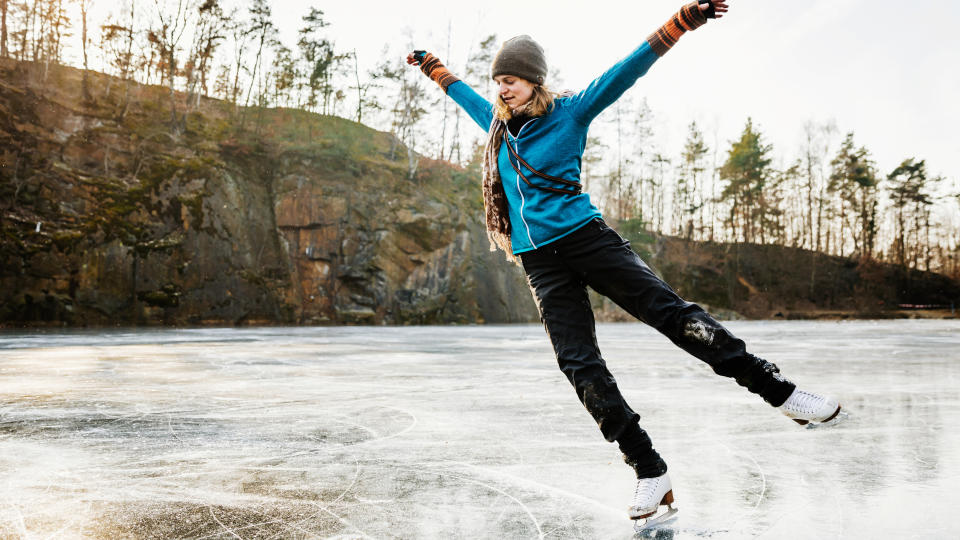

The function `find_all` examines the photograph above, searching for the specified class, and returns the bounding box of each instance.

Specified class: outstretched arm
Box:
[407,50,494,131]
[648,0,726,56]
[406,50,461,92]
[569,1,727,124]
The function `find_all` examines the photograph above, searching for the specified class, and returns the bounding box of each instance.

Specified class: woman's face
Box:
[493,74,536,111]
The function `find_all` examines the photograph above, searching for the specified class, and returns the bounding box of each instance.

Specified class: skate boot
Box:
[629,472,678,532]
[779,388,842,426]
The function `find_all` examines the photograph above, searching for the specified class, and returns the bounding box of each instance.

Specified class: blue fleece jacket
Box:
[447,41,661,254]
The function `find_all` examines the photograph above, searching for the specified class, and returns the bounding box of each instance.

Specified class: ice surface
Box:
[1,320,959,539]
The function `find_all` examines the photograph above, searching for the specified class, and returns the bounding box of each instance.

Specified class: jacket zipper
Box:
[512,118,537,249]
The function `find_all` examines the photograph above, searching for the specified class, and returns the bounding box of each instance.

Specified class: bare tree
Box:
[435,19,456,160]
[581,135,607,195]
[609,99,628,220]
[371,47,428,178]
[349,49,361,122]
[78,0,93,101]
[651,153,669,232]
[184,0,225,110]
[348,48,379,125]
[225,7,250,111]
[799,120,837,252]
[24,0,38,61]
[677,121,708,239]
[41,0,69,81]
[149,0,198,132]
[99,0,136,112]
[462,33,497,159]
[12,0,34,62]
[631,98,654,224]
[241,0,275,121]
[7,0,70,79]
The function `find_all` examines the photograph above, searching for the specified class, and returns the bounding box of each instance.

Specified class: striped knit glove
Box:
[646,1,712,57]
[409,50,461,93]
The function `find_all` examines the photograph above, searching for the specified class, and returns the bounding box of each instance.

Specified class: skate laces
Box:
[633,476,661,505]
[786,390,825,414]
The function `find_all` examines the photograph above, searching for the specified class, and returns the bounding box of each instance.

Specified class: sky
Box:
[66,0,960,190]
[310,0,959,188]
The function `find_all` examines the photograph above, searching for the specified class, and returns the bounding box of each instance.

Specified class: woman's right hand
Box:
[406,50,428,66]
[699,0,729,19]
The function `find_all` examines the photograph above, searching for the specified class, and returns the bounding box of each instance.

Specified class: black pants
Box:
[520,218,795,478]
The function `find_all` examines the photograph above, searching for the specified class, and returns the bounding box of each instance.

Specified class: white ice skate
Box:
[629,472,678,532]
[779,388,843,427]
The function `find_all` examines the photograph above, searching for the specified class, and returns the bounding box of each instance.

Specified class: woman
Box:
[408,0,842,530]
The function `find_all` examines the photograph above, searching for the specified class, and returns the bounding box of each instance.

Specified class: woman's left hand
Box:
[700,0,729,19]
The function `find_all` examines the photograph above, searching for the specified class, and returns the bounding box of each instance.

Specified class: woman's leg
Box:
[560,219,796,407]
[520,242,667,477]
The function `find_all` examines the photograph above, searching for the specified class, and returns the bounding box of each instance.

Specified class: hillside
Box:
[1,60,957,326]
[0,59,537,326]
[602,226,960,320]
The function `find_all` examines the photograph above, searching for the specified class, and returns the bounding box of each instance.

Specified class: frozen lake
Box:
[1,320,959,539]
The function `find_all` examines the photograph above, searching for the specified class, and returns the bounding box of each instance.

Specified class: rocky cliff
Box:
[0,60,537,326]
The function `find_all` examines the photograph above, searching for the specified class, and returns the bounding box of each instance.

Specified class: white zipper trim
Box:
[512,118,537,250]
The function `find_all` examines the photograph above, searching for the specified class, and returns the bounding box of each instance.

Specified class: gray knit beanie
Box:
[490,35,547,85]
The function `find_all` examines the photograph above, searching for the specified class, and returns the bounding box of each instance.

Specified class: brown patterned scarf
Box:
[481,115,514,263]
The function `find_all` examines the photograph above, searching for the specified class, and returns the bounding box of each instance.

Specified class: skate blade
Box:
[633,505,678,533]
[805,409,849,430]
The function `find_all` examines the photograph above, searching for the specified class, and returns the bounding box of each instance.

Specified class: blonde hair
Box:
[493,83,557,121]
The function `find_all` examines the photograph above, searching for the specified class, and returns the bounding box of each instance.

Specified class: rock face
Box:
[0,61,538,326]
[270,155,536,325]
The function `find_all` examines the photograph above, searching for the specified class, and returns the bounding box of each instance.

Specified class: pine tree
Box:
[271,42,297,107]
[297,7,336,116]
[887,159,941,270]
[828,132,878,259]
[719,118,774,243]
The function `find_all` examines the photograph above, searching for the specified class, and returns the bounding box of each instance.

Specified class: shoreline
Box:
[1,309,957,330]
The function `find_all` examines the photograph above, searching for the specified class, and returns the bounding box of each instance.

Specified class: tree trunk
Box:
[407,145,418,181]
[897,207,905,268]
[449,107,461,163]
[18,1,31,62]
[1,0,8,59]
[168,47,178,132]
[353,50,362,123]
[81,1,91,102]
[241,33,267,129]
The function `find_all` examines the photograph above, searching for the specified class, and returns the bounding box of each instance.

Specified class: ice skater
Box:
[407,0,842,531]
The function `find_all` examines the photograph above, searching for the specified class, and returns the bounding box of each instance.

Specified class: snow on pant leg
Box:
[565,219,796,407]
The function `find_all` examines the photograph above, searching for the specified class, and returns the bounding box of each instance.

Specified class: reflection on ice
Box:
[1,320,959,538]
